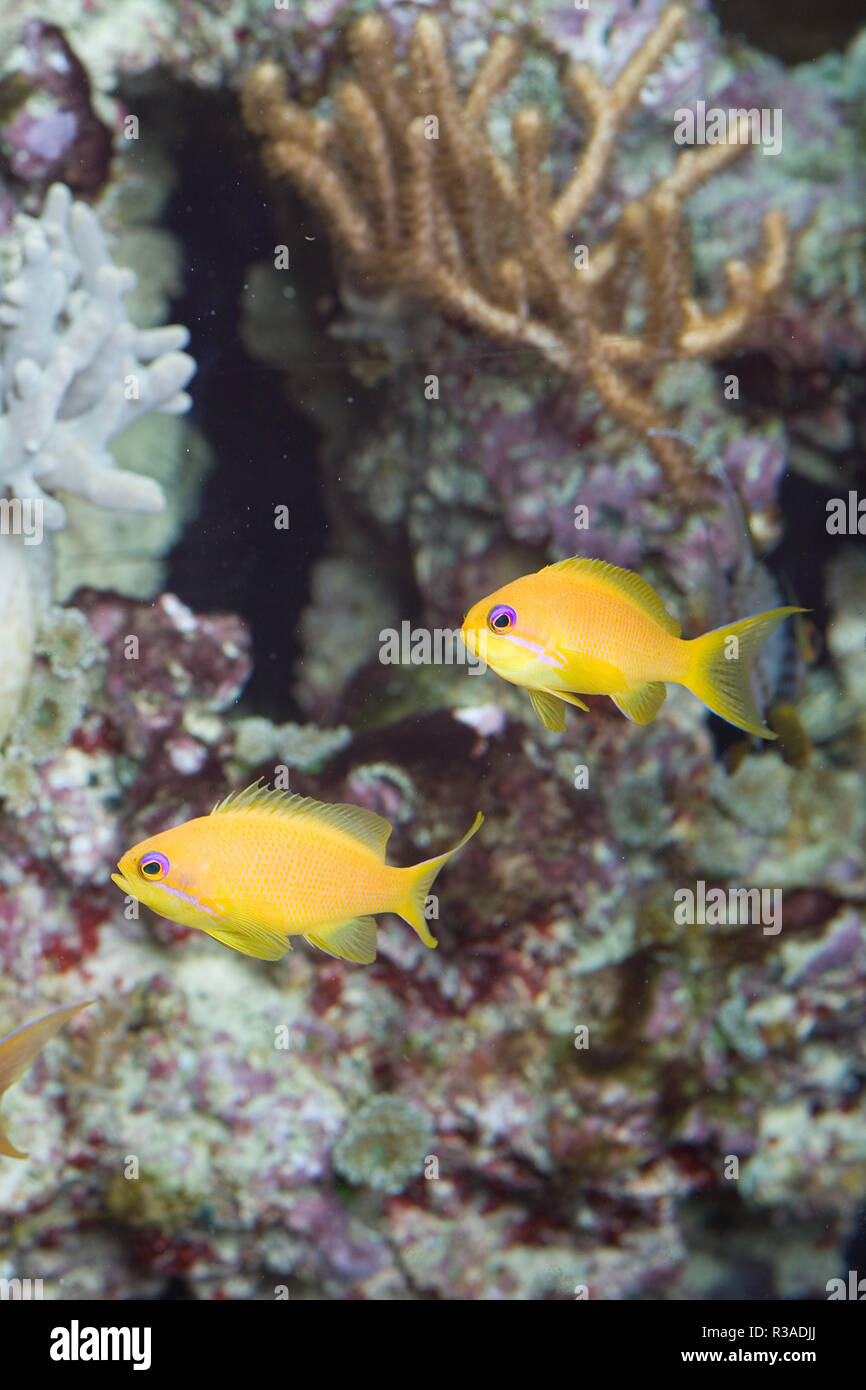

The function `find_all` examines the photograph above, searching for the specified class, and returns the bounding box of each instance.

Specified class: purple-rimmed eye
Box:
[139,851,169,880]
[488,603,517,633]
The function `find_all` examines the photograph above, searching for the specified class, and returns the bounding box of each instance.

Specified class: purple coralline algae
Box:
[0,21,112,213]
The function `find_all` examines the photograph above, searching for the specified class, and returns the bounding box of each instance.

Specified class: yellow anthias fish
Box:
[461,556,805,736]
[112,782,483,964]
[0,1002,93,1159]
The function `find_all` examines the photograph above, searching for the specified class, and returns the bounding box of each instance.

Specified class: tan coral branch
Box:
[242,7,791,504]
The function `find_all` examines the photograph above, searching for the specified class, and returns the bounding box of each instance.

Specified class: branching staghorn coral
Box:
[242,5,789,499]
[0,182,195,531]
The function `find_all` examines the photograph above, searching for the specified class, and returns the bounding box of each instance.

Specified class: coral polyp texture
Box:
[242,6,789,499]
[0,182,195,532]
[333,1095,435,1195]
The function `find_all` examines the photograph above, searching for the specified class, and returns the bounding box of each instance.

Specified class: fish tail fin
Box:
[393,812,484,948]
[684,606,806,738]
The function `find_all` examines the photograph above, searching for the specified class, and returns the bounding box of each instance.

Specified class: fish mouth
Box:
[111,870,133,895]
[460,623,485,657]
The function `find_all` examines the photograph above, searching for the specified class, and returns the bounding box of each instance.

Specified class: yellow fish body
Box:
[112,782,483,964]
[461,556,804,736]
[0,1002,93,1159]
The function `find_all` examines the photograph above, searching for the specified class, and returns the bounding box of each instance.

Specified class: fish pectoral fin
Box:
[304,917,378,965]
[205,908,292,962]
[611,682,666,725]
[529,689,569,731]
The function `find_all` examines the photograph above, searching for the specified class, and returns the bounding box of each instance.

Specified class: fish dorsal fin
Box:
[211,780,392,858]
[544,557,681,637]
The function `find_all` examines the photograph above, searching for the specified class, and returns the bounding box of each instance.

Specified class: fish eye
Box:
[139,852,169,879]
[488,604,517,632]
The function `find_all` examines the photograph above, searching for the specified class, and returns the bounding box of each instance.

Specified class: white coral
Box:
[0,182,196,530]
[0,535,38,747]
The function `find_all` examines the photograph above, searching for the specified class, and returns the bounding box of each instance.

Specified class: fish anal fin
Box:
[546,556,681,637]
[611,682,667,725]
[305,917,378,964]
[529,689,566,731]
[212,780,391,857]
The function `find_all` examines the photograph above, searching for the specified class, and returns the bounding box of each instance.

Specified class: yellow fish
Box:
[461,556,805,736]
[112,782,483,964]
[0,1002,93,1159]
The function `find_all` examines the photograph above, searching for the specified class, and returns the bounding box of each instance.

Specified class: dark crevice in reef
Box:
[843,1205,866,1279]
[712,0,864,63]
[124,80,330,720]
[706,451,834,763]
[710,350,851,620]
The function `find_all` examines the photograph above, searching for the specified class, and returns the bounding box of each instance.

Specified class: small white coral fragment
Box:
[0,535,37,744]
[0,183,196,531]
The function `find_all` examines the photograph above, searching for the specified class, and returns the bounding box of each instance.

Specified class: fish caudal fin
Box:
[393,812,484,948]
[684,607,806,738]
